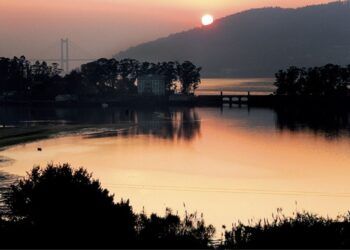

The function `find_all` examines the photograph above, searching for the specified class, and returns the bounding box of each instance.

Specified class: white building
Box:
[137,74,166,96]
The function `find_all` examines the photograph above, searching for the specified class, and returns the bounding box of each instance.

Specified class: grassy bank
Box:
[0,123,135,150]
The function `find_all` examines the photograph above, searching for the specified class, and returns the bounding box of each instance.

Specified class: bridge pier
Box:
[220,93,250,107]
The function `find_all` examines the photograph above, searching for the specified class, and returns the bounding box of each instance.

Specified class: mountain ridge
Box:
[115,1,350,77]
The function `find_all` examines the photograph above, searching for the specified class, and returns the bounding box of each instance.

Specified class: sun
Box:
[201,14,214,26]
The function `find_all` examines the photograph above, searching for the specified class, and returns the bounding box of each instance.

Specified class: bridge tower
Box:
[60,38,69,73]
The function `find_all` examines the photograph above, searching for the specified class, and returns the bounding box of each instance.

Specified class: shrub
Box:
[4,163,136,248]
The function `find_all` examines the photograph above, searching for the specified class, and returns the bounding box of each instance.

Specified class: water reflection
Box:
[135,109,200,141]
[2,106,350,234]
[0,106,201,142]
[274,107,350,140]
[86,108,201,141]
[0,168,16,212]
[0,106,136,126]
[2,105,350,141]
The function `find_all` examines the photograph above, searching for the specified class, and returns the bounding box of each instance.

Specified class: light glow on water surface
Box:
[1,107,350,232]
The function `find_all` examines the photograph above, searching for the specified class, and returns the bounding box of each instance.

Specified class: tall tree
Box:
[177,61,201,94]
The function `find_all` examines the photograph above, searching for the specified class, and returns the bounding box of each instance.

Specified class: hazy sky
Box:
[0,0,334,60]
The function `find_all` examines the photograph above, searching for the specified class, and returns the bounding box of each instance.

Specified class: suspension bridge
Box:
[28,39,97,73]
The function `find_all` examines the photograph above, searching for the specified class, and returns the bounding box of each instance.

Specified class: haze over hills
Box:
[115,1,350,77]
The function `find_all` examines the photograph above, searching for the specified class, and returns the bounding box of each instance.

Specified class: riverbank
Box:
[2,95,350,108]
[1,106,350,248]
[0,123,135,150]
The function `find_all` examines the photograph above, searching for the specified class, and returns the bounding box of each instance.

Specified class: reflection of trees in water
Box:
[0,106,136,126]
[274,107,350,139]
[123,108,200,141]
[176,109,201,140]
[0,106,201,141]
[80,108,201,141]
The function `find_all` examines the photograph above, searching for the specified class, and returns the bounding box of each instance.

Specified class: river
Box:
[0,79,350,232]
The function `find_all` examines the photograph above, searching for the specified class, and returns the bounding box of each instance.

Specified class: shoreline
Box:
[1,95,350,108]
[0,123,135,151]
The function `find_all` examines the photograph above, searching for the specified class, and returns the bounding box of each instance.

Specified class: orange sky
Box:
[0,0,335,60]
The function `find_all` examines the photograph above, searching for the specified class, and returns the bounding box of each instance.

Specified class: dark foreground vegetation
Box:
[0,56,201,102]
[275,64,350,96]
[222,210,350,249]
[1,164,350,248]
[0,164,214,249]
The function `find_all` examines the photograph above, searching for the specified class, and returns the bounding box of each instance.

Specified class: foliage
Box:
[3,163,136,247]
[0,56,202,101]
[136,208,215,248]
[0,163,214,248]
[221,209,350,249]
[275,64,350,96]
[5,164,350,248]
[177,61,202,94]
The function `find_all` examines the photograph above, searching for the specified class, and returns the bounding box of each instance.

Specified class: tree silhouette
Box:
[0,56,202,101]
[4,163,136,248]
[136,208,215,249]
[1,163,214,248]
[275,64,350,96]
[177,61,202,94]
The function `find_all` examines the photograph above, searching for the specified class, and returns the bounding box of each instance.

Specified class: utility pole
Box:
[60,38,69,73]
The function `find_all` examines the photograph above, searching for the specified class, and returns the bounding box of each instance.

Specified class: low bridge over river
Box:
[196,93,256,106]
[195,93,350,107]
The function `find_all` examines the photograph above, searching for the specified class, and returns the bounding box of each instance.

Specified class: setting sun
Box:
[201,14,214,26]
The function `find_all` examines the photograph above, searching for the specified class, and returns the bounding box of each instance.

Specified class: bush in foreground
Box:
[3,163,136,248]
[136,208,215,249]
[2,163,350,249]
[221,209,350,249]
[0,163,214,248]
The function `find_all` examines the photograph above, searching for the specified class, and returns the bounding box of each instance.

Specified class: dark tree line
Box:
[0,56,201,101]
[81,59,200,96]
[275,64,350,96]
[0,56,63,100]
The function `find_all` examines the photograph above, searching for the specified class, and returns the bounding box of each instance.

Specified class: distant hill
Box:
[115,1,350,77]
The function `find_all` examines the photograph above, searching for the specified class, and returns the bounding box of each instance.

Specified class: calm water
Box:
[198,78,275,95]
[1,104,350,232]
[0,78,349,232]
